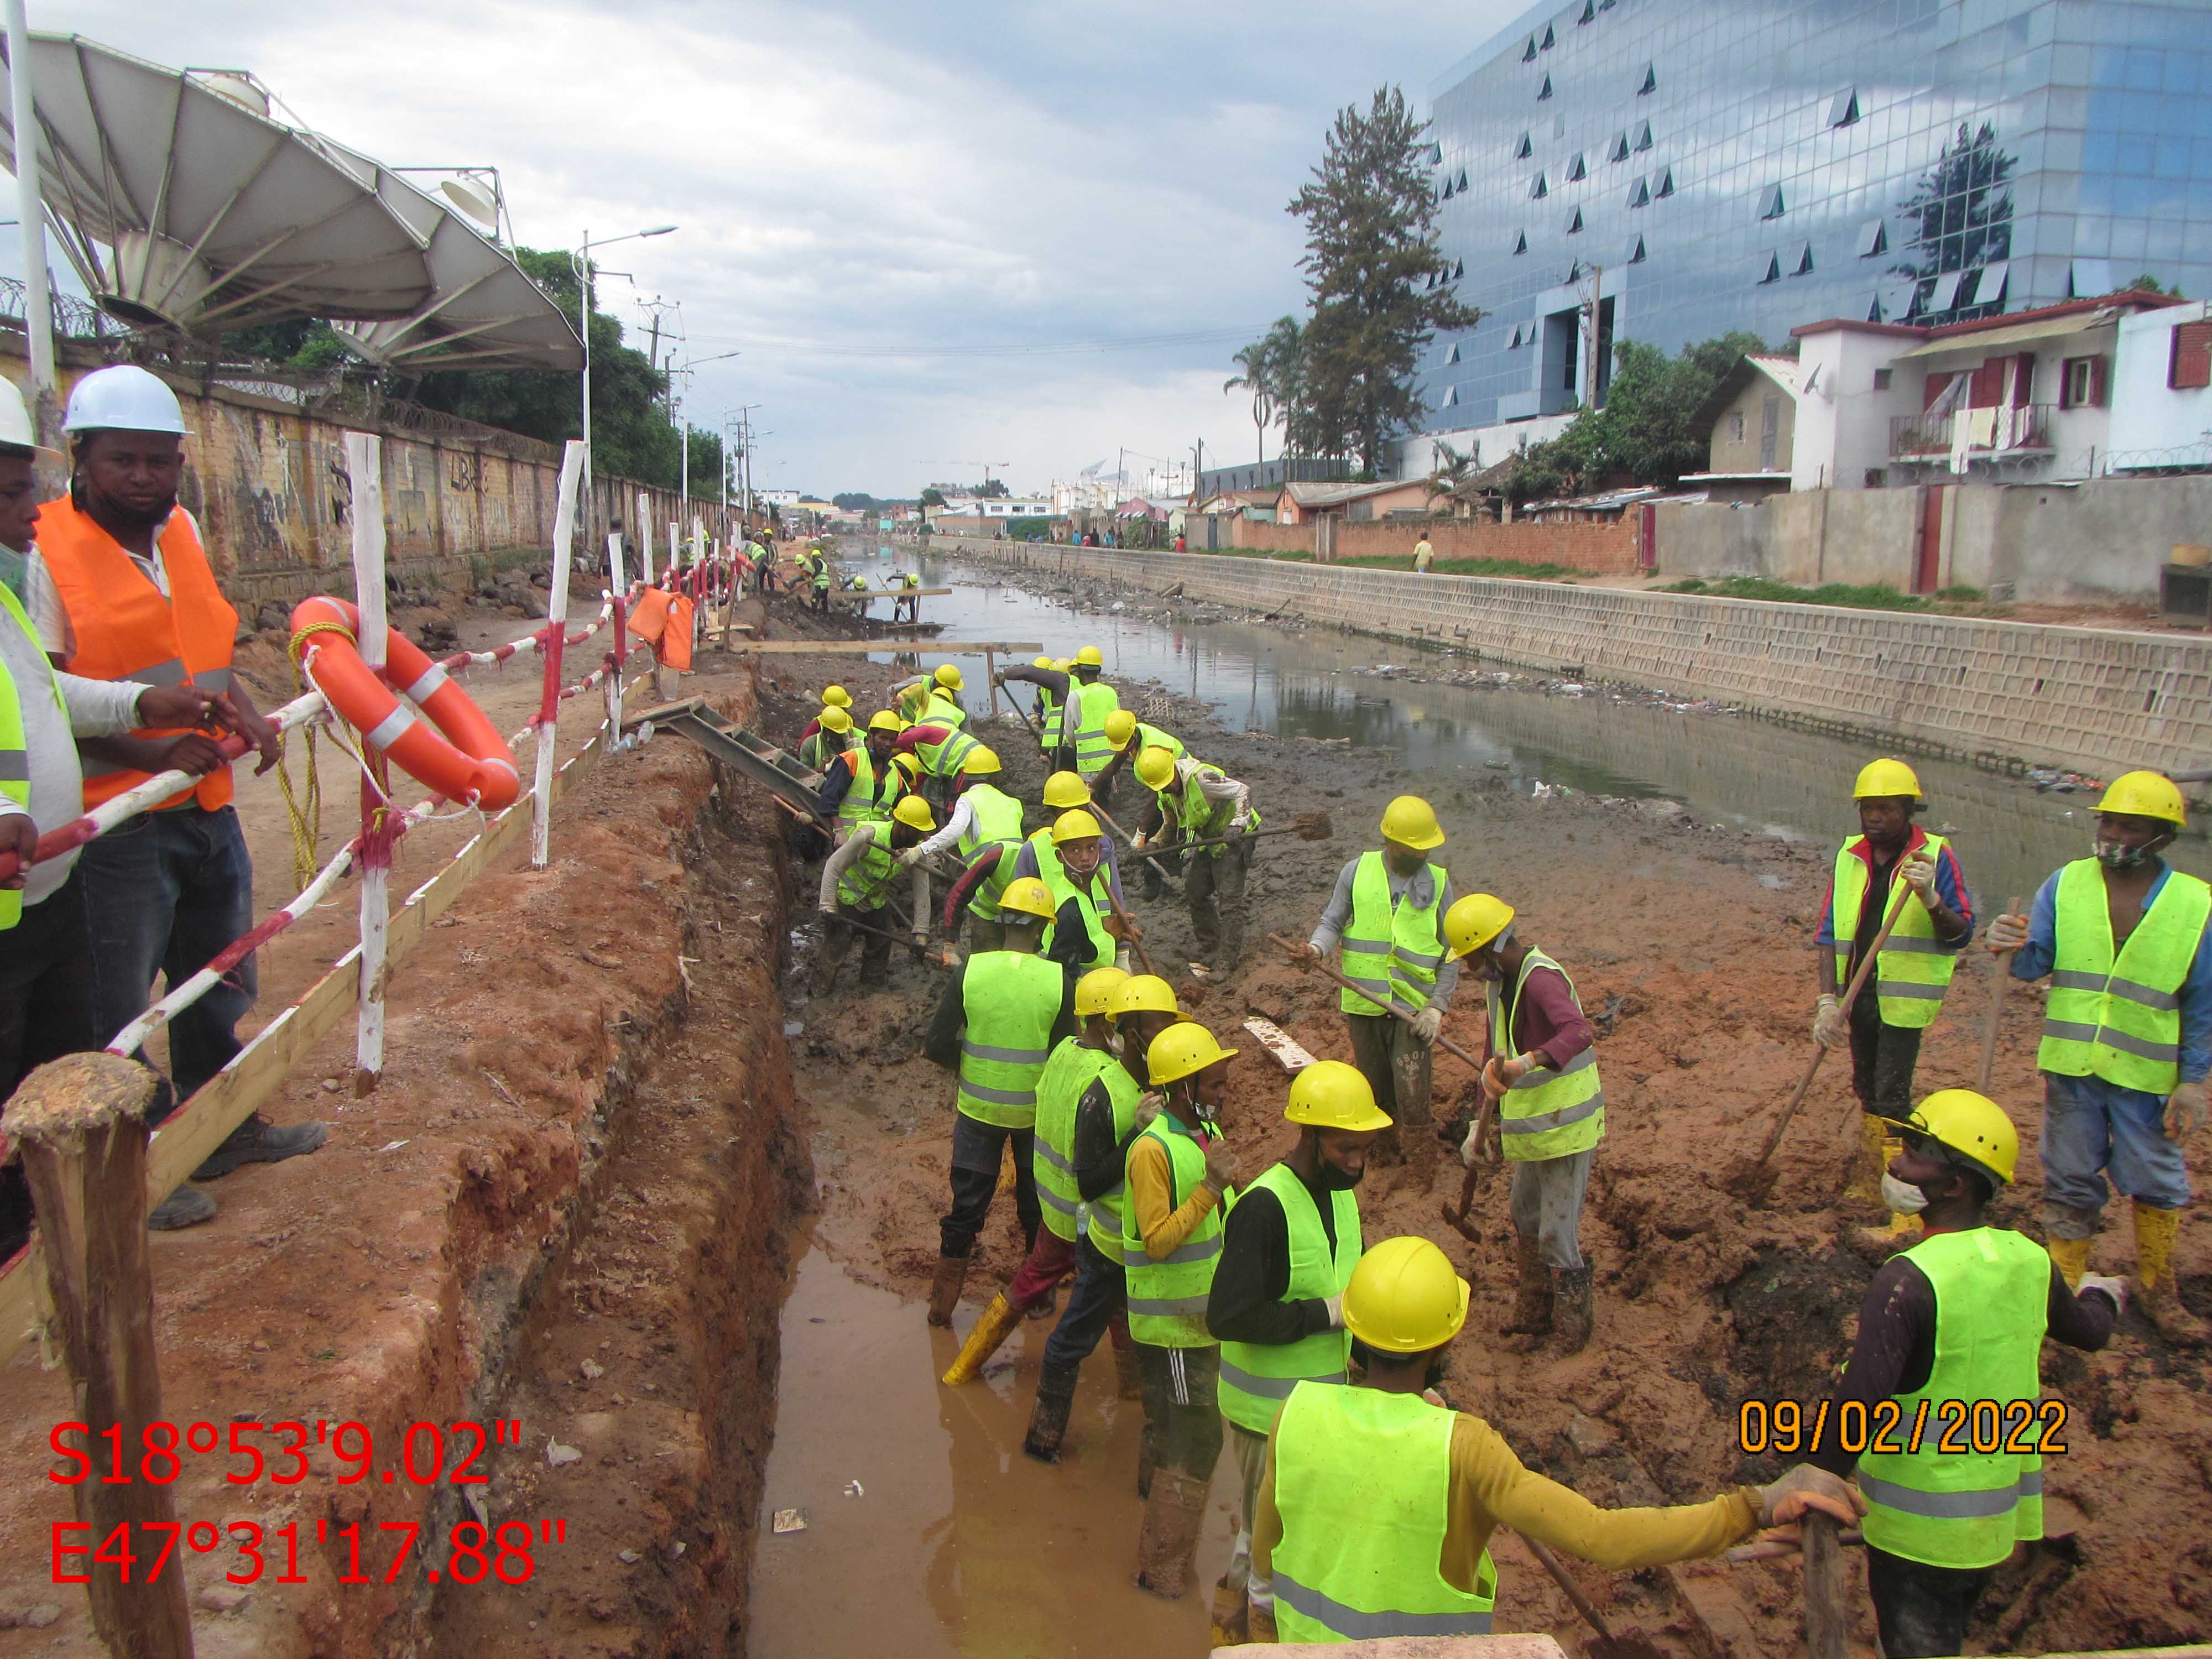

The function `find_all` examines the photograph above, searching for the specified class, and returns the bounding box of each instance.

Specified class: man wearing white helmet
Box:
[24,365,321,1224]
[0,375,242,1254]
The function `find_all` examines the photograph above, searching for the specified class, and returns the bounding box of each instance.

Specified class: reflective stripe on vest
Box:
[1491,950,1606,1161]
[1083,1065,1146,1266]
[957,784,1027,921]
[954,950,1063,1129]
[1829,834,1960,1029]
[834,827,898,910]
[1033,1038,1119,1240]
[1338,852,1448,1018]
[1858,1227,2049,1569]
[1218,1164,1360,1434]
[919,726,980,779]
[924,691,967,732]
[37,499,238,812]
[1072,680,1119,775]
[0,578,65,930]
[1121,1116,1226,1347]
[1035,832,1114,972]
[2037,858,2210,1094]
[1272,1383,1497,1643]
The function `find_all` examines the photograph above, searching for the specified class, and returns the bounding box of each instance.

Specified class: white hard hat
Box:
[61,364,191,437]
[0,377,61,459]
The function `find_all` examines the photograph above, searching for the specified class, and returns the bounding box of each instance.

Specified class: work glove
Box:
[1812,995,1848,1051]
[1986,911,2031,952]
[1129,831,1150,851]
[2167,1079,2210,1139]
[1459,1112,1502,1169]
[1201,1135,1241,1192]
[1899,850,1938,902]
[897,846,925,868]
[1288,942,1321,974]
[1410,1006,1443,1046]
[1753,1463,1867,1529]
[1321,1293,1343,1330]
[2077,1271,2130,1316]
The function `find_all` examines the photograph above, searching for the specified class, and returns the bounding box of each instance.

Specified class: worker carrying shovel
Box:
[1986,769,2210,1343]
[1801,1089,2122,1658]
[1244,1235,1865,1644]
[1814,760,1975,1257]
[1444,893,1606,1354]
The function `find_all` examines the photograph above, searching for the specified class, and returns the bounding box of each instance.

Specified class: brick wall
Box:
[1194,511,1640,572]
[937,535,2212,778]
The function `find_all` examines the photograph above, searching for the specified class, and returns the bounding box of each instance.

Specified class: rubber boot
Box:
[942,1292,1024,1384]
[1134,1472,1193,1598]
[1850,1207,1923,1263]
[1136,1432,1159,1501]
[2135,1202,2210,1345]
[1844,1117,1889,1209]
[1553,1265,1594,1355]
[1113,1342,1144,1402]
[927,1252,969,1328]
[1209,1574,1250,1648]
[1501,1238,1553,1340]
[2047,1235,2091,1292]
[1023,1362,1081,1462]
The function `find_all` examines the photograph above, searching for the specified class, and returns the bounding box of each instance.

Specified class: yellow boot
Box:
[941,1292,1025,1384]
[1850,1207,1922,1262]
[2047,1235,2090,1292]
[1844,1117,1890,1208]
[2133,1203,2210,1345]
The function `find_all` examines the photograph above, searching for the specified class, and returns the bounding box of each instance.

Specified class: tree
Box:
[919,487,946,509]
[1504,331,1769,500]
[1224,337,1277,464]
[1892,123,2016,321]
[2126,273,2183,297]
[1425,439,1478,510]
[973,478,1010,499]
[1288,87,1481,474]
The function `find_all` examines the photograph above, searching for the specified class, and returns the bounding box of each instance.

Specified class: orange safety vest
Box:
[37,494,238,811]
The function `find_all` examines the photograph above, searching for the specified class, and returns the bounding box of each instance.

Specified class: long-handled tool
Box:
[1747,881,1914,1177]
[1442,987,1498,1243]
[1099,880,1157,976]
[1523,1535,1616,1645]
[824,907,950,966]
[1979,895,2023,1091]
[1802,1511,1850,1659]
[1725,1526,1864,1563]
[1129,811,1333,865]
[1266,932,1484,1071]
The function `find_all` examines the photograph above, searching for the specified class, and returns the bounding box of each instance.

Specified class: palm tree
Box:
[1225,338,1277,463]
[1262,315,1308,460]
[1425,439,1479,512]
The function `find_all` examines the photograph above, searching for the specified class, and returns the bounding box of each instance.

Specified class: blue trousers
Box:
[77,804,257,1107]
[1043,1231,1128,1369]
[2040,1071,2190,1234]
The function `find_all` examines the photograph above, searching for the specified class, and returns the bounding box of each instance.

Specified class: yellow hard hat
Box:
[1147,1021,1239,1086]
[1052,658,1073,673]
[1885,1088,2018,1186]
[1105,709,1139,748]
[934,664,964,691]
[1443,894,1516,961]
[1075,645,1104,669]
[817,706,853,734]
[999,876,1057,921]
[893,754,921,782]
[1285,1060,1393,1131]
[1342,1236,1470,1354]
[963,746,1002,778]
[1853,758,1923,801]
[1032,655,1055,670]
[1134,747,1178,791]
[1075,966,1130,1018]
[1112,974,1181,1018]
[1380,794,1446,851]
[2096,769,2187,827]
[1042,771,1091,810]
[867,709,904,733]
[1052,808,1104,844]
[821,685,853,708]
[892,795,936,833]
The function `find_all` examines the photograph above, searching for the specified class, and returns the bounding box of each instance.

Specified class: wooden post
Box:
[604,531,627,740]
[984,650,1003,719]
[345,433,389,1092]
[1802,1511,1848,1659]
[2,1053,196,1658]
[534,441,585,869]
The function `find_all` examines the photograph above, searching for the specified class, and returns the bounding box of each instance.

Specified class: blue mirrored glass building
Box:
[1415,0,2212,439]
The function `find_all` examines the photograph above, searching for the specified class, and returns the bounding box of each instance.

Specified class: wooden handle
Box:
[1522,1535,1614,1643]
[1101,883,1156,976]
[1802,1511,1848,1659]
[1266,933,1483,1068]
[1979,896,2023,1092]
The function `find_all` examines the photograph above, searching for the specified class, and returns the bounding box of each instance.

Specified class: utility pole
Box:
[1581,263,1605,413]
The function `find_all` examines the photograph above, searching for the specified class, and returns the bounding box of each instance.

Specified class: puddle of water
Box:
[749,1240,1228,1657]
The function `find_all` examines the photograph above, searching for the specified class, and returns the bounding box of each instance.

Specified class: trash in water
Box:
[773,1509,807,1533]
[546,1438,582,1467]
[843,1480,864,1498]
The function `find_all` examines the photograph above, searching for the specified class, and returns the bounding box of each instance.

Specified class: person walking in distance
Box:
[1291,795,1459,1176]
[1987,770,2210,1342]
[1813,759,1975,1256]
[1411,533,1434,573]
[921,877,1072,1326]
[1204,1060,1389,1645]
[1445,894,1606,1354]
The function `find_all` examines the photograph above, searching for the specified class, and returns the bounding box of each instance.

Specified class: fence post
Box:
[1,1052,196,1659]
[345,433,390,1091]
[605,528,627,741]
[533,441,586,870]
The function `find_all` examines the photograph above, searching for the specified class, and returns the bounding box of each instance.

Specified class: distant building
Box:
[1275,479,1435,524]
[1682,354,1801,502]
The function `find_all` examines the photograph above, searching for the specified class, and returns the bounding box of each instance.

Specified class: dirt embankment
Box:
[766,583,2212,1659]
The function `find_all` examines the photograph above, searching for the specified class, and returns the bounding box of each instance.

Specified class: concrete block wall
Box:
[939,535,2212,778]
[1187,512,1640,572]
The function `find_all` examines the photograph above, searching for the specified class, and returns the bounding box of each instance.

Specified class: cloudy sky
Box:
[34,1,1525,498]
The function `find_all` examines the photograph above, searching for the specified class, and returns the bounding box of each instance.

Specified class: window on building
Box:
[1828,87,1860,126]
[1637,62,1657,94]
[1626,176,1650,207]
[1610,132,1630,162]
[1443,386,1460,406]
[2060,356,2106,408]
[1441,176,1454,201]
[1539,73,1554,99]
[1759,183,1786,219]
[1453,258,1465,279]
[1524,35,1538,61]
[1632,119,1653,150]
[1567,206,1584,233]
[1728,412,1746,442]
[1626,234,1646,263]
[1541,22,1556,47]
[1873,367,1893,390]
[1655,166,1675,197]
[1532,171,1549,198]
[1457,168,1469,191]
[1509,324,1524,348]
[1792,242,1814,275]
[1972,262,2008,307]
[1579,0,1595,21]
[1757,251,1781,284]
[2169,321,2212,389]
[1926,270,1963,312]
[1515,131,1533,158]
[1567,152,1587,180]
[1512,229,1528,254]
[1855,218,1887,257]
[1446,342,1462,365]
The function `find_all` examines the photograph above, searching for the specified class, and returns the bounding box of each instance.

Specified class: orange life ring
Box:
[290,597,521,810]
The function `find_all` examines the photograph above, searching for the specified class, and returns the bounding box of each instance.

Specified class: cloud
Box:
[36,0,1520,495]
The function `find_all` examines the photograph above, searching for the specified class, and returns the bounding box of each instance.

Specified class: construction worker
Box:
[809,562,833,614]
[1248,1235,1867,1645]
[1094,707,1186,795]
[816,794,934,989]
[1445,894,1606,1354]
[1133,745,1258,973]
[930,663,968,723]
[1292,796,1458,1169]
[27,364,319,1227]
[1124,1020,1243,1600]
[893,569,921,624]
[893,708,980,813]
[1814,759,1975,1254]
[892,667,967,732]
[904,747,1025,951]
[1015,655,1076,761]
[1022,808,1126,978]
[795,703,852,774]
[941,964,1129,1386]
[1025,973,1184,1463]
[1000,647,1119,803]
[817,710,904,834]
[938,769,1095,945]
[1805,1091,2123,1657]
[922,876,1072,1326]
[1206,1060,1390,1645]
[1987,769,2211,1342]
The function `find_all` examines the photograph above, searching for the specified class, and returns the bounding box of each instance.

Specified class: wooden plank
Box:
[1242,1017,1317,1074]
[726,639,1042,654]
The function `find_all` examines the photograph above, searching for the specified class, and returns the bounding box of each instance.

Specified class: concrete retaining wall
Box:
[1185,510,1642,573]
[937,534,2212,778]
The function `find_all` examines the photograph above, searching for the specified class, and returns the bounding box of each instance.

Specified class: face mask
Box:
[1880,1171,1930,1215]
[1318,1159,1364,1192]
[0,545,22,595]
[2094,837,2158,870]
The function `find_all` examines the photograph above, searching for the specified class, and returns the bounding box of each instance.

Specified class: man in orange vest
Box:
[25,365,323,1228]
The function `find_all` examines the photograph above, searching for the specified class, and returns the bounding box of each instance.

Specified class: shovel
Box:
[1442,985,1498,1244]
[1128,811,1334,865]
[824,908,952,967]
[1266,932,1484,1071]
